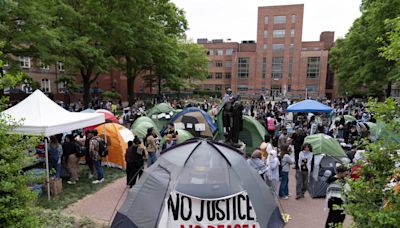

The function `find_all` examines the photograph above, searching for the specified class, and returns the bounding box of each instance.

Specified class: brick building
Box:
[199,4,337,99]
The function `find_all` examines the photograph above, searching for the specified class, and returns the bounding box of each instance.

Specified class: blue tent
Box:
[161,107,217,138]
[287,100,332,113]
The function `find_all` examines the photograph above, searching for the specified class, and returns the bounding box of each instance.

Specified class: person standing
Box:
[260,134,273,161]
[165,123,178,142]
[291,127,306,169]
[325,165,349,228]
[266,114,276,137]
[62,134,80,184]
[84,131,95,179]
[89,130,104,184]
[296,143,314,199]
[247,150,268,180]
[162,134,176,151]
[125,138,148,188]
[279,144,294,199]
[48,136,63,178]
[267,150,280,194]
[145,128,158,167]
[278,127,288,149]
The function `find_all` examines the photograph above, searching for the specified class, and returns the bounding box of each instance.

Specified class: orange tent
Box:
[95,123,134,169]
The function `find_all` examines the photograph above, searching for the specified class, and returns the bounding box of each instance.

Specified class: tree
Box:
[344,98,400,227]
[0,42,41,227]
[379,17,400,62]
[329,0,400,97]
[51,0,114,108]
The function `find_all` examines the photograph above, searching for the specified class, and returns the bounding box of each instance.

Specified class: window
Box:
[216,49,224,56]
[58,81,66,93]
[237,58,249,79]
[272,44,284,51]
[209,50,214,56]
[274,16,286,24]
[215,61,223,67]
[291,14,296,23]
[262,57,267,79]
[288,84,292,92]
[273,29,285,38]
[215,72,223,79]
[226,49,233,55]
[271,57,283,79]
[41,78,51,93]
[237,85,248,92]
[224,61,232,68]
[306,57,320,78]
[225,72,231,79]
[57,61,65,72]
[208,61,213,68]
[291,29,295,37]
[264,16,269,24]
[289,58,293,78]
[207,73,212,79]
[40,61,50,70]
[215,85,222,91]
[290,44,295,49]
[306,84,318,92]
[263,44,268,50]
[19,57,31,68]
[264,30,268,38]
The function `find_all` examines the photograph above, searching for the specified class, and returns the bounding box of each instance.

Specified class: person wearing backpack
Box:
[125,137,148,188]
[266,114,276,137]
[88,130,104,184]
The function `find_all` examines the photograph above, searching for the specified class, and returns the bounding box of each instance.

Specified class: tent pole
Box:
[45,138,51,201]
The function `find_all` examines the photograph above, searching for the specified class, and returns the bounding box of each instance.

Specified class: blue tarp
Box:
[161,107,217,136]
[287,100,333,113]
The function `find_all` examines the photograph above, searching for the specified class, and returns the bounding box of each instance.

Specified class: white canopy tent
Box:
[2,90,105,200]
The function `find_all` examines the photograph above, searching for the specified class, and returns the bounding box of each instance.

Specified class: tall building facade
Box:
[199,4,336,99]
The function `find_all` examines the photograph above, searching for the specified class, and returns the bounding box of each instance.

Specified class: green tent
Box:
[131,120,161,140]
[304,134,347,157]
[239,116,268,155]
[131,116,158,130]
[334,115,357,123]
[175,129,194,144]
[366,122,379,140]
[147,103,178,129]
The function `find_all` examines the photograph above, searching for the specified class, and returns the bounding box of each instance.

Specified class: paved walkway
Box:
[64,169,351,227]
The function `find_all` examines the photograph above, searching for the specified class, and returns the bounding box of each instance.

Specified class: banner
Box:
[158,191,260,228]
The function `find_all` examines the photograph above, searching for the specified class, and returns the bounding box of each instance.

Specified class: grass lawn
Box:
[38,165,125,210]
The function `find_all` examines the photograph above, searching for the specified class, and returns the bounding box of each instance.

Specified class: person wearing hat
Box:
[223,87,233,103]
[162,134,176,151]
[247,149,268,180]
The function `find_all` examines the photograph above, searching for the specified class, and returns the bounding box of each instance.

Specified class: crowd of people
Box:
[243,96,375,227]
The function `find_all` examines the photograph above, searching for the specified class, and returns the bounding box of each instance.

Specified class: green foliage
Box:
[39,210,102,228]
[55,75,79,94]
[379,17,400,63]
[102,91,121,101]
[0,45,41,227]
[329,0,400,97]
[344,98,400,227]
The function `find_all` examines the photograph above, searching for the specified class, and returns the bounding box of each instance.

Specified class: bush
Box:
[344,98,400,227]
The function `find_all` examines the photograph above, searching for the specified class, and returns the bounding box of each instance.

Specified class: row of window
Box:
[264,29,295,38]
[18,57,65,71]
[207,72,231,79]
[209,61,232,68]
[262,43,295,51]
[207,57,320,79]
[264,15,296,24]
[207,48,234,56]
[22,78,66,94]
[204,84,318,94]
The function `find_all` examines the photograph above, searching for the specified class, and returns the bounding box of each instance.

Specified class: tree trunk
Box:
[126,56,134,106]
[83,75,91,109]
[158,74,161,96]
[386,81,392,97]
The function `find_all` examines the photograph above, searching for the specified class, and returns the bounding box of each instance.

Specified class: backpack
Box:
[75,141,86,158]
[97,138,108,157]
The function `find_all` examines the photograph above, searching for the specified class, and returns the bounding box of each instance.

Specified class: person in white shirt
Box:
[296,143,314,199]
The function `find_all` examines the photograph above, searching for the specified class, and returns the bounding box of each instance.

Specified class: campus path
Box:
[64,169,351,227]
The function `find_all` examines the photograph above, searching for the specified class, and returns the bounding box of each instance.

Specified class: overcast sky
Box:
[171,0,362,42]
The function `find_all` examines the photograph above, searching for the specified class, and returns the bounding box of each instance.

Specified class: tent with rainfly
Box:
[131,117,161,141]
[95,123,134,169]
[304,134,347,198]
[239,116,268,155]
[175,129,194,144]
[161,107,217,138]
[111,139,284,227]
[147,103,178,129]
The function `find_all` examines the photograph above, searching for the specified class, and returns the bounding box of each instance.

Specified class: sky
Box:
[171,0,362,42]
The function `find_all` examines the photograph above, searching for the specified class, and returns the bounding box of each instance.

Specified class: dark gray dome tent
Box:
[111,139,284,228]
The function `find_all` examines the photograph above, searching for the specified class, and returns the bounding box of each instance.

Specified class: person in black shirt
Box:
[125,137,148,188]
